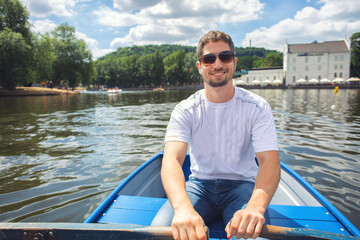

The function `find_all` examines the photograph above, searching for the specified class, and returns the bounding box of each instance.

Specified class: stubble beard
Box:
[203,69,232,87]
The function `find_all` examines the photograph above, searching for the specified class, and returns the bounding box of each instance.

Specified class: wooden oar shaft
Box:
[0,222,209,240]
[261,224,360,240]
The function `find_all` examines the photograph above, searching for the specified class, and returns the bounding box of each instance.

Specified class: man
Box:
[152,31,280,240]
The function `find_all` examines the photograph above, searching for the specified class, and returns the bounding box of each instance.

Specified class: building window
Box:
[340,55,344,61]
[340,72,343,77]
[340,64,343,70]
[293,58,296,63]
[318,56,321,62]
[305,76,308,80]
[318,76,321,80]
[305,65,309,71]
[334,73,337,78]
[293,76,296,82]
[273,76,276,80]
[305,56,308,63]
[334,64,338,70]
[335,55,338,61]
[293,66,296,71]
[318,65,322,71]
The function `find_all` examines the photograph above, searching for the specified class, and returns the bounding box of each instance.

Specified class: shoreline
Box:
[0,87,80,97]
[1,84,360,97]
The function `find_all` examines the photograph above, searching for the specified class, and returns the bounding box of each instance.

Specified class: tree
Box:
[350,32,360,77]
[0,28,31,89]
[0,0,31,44]
[164,50,186,86]
[253,52,283,68]
[52,23,94,88]
[184,52,200,85]
[31,33,56,84]
[0,0,33,89]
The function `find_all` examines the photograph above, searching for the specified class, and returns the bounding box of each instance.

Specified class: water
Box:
[0,89,359,230]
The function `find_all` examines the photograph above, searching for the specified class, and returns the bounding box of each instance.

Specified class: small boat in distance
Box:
[107,87,122,94]
[84,153,360,239]
[153,87,164,91]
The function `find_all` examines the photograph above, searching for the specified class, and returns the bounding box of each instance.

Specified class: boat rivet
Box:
[49,231,54,237]
[341,228,345,231]
[326,212,329,215]
[23,231,28,237]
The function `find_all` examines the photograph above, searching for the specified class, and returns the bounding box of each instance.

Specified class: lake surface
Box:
[0,88,359,230]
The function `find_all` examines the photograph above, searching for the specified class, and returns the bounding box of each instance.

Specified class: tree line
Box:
[1,0,359,90]
[94,46,283,88]
[0,0,94,90]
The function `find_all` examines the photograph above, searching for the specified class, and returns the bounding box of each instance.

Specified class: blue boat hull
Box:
[85,153,360,239]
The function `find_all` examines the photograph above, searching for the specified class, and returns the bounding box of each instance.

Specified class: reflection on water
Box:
[0,89,359,229]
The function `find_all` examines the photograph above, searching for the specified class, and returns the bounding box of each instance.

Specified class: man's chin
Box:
[207,78,231,87]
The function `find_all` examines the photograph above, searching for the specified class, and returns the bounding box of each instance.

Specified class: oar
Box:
[260,224,360,240]
[0,222,209,240]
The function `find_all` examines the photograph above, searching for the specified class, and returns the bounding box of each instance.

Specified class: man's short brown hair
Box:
[196,31,235,59]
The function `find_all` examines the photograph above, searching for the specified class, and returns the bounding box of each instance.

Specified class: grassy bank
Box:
[0,87,80,97]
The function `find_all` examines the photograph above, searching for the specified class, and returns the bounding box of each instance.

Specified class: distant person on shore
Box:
[151,30,280,240]
[42,81,45,88]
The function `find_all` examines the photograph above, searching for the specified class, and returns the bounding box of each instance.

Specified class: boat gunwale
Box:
[280,162,360,237]
[84,153,163,223]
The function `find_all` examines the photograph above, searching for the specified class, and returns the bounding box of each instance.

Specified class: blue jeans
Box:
[151,178,270,227]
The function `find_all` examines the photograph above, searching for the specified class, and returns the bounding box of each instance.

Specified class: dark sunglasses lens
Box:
[219,51,234,63]
[202,54,216,65]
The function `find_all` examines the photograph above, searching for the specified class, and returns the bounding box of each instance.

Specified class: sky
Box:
[19,0,360,59]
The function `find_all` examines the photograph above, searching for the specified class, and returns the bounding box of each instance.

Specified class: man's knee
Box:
[150,200,174,226]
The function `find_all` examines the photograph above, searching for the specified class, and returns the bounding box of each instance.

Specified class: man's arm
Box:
[225,150,280,239]
[161,141,207,240]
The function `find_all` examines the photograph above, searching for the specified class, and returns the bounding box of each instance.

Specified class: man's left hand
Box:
[225,208,265,239]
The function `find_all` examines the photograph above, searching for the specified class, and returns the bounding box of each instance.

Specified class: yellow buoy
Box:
[334,86,339,93]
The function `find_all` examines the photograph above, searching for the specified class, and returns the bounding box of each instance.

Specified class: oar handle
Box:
[260,224,360,240]
[139,226,210,240]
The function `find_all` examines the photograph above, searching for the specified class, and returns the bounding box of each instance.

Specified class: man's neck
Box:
[204,82,235,103]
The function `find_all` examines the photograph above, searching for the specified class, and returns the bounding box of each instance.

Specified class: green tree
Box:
[350,32,360,77]
[184,52,200,84]
[0,0,31,43]
[52,23,94,88]
[236,56,260,70]
[164,50,186,86]
[0,28,31,89]
[31,33,56,84]
[253,52,283,68]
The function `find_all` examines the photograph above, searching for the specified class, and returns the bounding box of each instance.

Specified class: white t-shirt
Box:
[165,87,278,182]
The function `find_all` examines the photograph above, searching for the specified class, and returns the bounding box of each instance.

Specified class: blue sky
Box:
[19,0,360,59]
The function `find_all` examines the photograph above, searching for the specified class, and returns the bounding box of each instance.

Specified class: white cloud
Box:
[94,6,146,27]
[99,0,265,48]
[241,0,360,51]
[21,0,76,17]
[31,19,58,34]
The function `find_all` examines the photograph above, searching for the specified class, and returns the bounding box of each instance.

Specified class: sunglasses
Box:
[199,51,235,66]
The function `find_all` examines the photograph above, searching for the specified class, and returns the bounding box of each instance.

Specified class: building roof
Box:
[248,67,283,71]
[288,40,349,54]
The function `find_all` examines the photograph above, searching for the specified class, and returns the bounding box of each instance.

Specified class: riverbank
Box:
[0,87,80,97]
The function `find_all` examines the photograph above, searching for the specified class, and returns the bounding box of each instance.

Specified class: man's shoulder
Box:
[235,87,268,109]
[176,89,204,111]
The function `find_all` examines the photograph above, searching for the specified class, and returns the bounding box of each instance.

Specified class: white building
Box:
[239,67,283,86]
[284,40,351,85]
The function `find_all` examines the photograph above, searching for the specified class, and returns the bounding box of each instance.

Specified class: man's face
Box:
[197,41,237,88]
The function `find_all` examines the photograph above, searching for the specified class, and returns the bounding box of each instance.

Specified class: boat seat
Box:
[98,195,349,239]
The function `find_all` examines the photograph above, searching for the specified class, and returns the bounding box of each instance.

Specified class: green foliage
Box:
[31,33,56,83]
[253,52,283,68]
[0,28,31,89]
[350,32,360,77]
[52,23,94,88]
[0,0,31,44]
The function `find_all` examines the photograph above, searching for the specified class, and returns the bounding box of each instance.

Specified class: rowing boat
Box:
[84,152,360,239]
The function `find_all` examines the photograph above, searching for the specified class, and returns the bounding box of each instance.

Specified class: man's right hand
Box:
[171,206,207,240]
